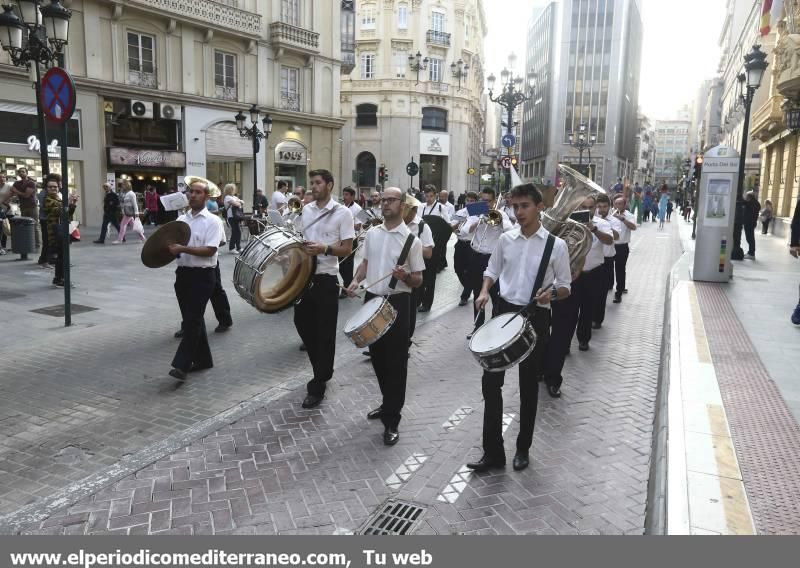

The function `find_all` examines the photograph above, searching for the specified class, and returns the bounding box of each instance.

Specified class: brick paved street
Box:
[1,219,682,535]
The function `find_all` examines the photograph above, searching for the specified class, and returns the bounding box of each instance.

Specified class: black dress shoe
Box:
[578,342,590,351]
[299,344,307,351]
[92,240,104,244]
[383,427,400,446]
[302,394,323,409]
[189,363,213,373]
[168,368,188,381]
[466,455,505,472]
[174,329,184,339]
[613,295,622,304]
[417,305,430,313]
[362,350,371,357]
[458,299,468,307]
[367,407,384,420]
[623,289,629,294]
[214,324,232,333]
[592,322,602,330]
[547,384,561,398]
[513,452,530,471]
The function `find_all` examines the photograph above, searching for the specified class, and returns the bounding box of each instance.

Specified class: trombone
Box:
[470,198,505,252]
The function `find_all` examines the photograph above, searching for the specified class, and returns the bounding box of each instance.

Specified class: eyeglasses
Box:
[381,197,401,204]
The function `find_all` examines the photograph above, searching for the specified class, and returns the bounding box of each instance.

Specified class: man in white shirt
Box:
[467,183,571,473]
[438,190,456,219]
[404,195,434,344]
[453,191,479,306]
[500,191,517,224]
[421,185,451,222]
[166,179,224,381]
[593,194,620,329]
[461,188,513,333]
[271,180,289,213]
[339,187,363,296]
[296,170,355,409]
[346,187,425,446]
[610,195,637,303]
[367,190,382,220]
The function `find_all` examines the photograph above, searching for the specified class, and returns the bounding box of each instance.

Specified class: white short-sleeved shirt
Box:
[344,201,363,225]
[484,225,572,308]
[460,209,513,254]
[300,198,356,276]
[441,201,455,218]
[407,218,435,249]
[271,190,288,212]
[608,210,635,244]
[421,201,451,223]
[362,222,425,296]
[599,214,617,258]
[584,216,613,271]
[502,205,517,223]
[176,208,223,268]
[452,209,472,242]
[367,205,382,219]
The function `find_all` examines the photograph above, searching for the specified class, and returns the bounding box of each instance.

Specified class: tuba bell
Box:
[540,164,607,275]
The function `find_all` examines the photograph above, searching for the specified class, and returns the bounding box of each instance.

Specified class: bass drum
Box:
[233,225,316,313]
[468,313,537,372]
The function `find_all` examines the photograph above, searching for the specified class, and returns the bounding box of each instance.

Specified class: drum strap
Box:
[388,234,416,291]
[529,234,556,305]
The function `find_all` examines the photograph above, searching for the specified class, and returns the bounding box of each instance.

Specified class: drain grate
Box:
[358,499,427,535]
[30,304,98,317]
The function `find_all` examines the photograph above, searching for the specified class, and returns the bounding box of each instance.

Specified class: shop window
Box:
[281,0,301,27]
[214,51,237,101]
[128,32,156,88]
[281,66,301,111]
[421,107,447,132]
[356,104,378,127]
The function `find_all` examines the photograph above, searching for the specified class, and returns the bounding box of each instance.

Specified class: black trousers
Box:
[366,292,412,429]
[594,257,615,325]
[419,258,437,309]
[294,274,339,397]
[52,233,64,282]
[577,265,604,344]
[211,262,233,327]
[409,287,421,341]
[614,243,630,294]
[38,220,49,264]
[172,267,216,372]
[481,299,551,459]
[228,218,242,251]
[744,224,756,255]
[469,250,499,329]
[98,213,121,242]
[339,252,355,289]
[543,279,581,391]
[454,240,472,300]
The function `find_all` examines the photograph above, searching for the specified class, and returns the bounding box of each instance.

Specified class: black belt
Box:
[313,274,337,281]
[176,266,214,271]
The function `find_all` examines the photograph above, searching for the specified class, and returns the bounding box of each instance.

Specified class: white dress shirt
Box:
[367,205,382,219]
[440,201,456,219]
[176,207,223,268]
[300,198,356,276]
[361,222,425,296]
[599,214,616,258]
[452,209,472,242]
[345,201,363,226]
[421,201,451,222]
[407,218,435,249]
[502,204,517,223]
[484,225,572,308]
[460,209,513,255]
[583,216,613,272]
[271,190,287,212]
[609,209,635,244]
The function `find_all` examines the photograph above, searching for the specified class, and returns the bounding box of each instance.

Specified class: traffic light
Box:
[694,154,704,179]
[378,165,385,184]
[384,167,389,181]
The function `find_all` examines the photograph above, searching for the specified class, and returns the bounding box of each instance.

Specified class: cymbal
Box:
[141,221,191,268]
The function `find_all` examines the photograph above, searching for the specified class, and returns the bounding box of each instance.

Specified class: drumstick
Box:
[500,284,554,329]
[337,270,396,298]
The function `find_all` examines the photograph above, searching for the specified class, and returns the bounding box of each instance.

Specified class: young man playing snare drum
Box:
[468,183,571,472]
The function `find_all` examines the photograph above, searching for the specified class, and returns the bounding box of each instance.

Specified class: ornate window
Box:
[356,104,378,127]
[428,58,442,83]
[214,51,237,101]
[361,4,376,29]
[281,0,301,27]
[127,32,156,88]
[361,53,376,79]
[422,107,447,132]
[397,3,408,29]
[280,66,300,111]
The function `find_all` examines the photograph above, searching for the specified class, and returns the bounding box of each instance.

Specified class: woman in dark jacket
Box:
[44,173,76,288]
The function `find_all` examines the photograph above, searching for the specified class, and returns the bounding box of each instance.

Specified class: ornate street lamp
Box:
[731,44,768,261]
[408,50,429,84]
[568,122,596,166]
[450,58,469,91]
[235,105,273,208]
[487,52,535,191]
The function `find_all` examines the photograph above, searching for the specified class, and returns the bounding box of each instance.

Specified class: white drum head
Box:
[471,313,525,352]
[344,297,384,332]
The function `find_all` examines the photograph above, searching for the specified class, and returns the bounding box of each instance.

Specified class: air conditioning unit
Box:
[130,100,154,119]
[158,102,181,121]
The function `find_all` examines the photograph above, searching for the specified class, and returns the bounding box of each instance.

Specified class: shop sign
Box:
[108,147,186,169]
[274,140,307,164]
[419,133,450,156]
[28,135,61,159]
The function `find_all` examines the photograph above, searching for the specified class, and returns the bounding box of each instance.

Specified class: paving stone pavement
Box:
[4,219,682,535]
[0,228,466,519]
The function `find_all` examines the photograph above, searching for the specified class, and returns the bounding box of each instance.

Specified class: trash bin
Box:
[11,216,35,259]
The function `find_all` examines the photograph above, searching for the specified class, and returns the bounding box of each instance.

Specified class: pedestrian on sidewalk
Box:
[223,183,244,254]
[610,195,636,303]
[642,185,653,222]
[43,173,75,288]
[657,184,669,229]
[166,180,224,381]
[347,187,425,446]
[0,174,11,254]
[790,196,800,325]
[630,182,643,224]
[760,199,774,235]
[10,167,41,250]
[94,183,121,244]
[666,200,674,222]
[743,191,761,259]
[37,184,50,267]
[144,186,159,225]
[114,180,145,244]
[467,183,571,473]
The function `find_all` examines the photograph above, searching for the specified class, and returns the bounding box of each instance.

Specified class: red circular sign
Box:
[40,67,76,125]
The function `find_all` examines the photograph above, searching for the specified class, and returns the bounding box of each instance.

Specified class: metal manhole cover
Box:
[357,499,427,535]
[30,304,98,317]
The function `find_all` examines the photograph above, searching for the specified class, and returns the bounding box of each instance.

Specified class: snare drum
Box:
[468,312,537,372]
[233,225,316,313]
[343,297,398,348]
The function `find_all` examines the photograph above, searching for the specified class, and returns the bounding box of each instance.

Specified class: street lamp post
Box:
[487,53,535,192]
[450,58,469,91]
[235,104,272,209]
[731,44,768,261]
[408,50,429,84]
[568,122,596,166]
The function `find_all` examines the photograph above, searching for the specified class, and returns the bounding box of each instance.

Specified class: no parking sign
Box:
[40,67,76,124]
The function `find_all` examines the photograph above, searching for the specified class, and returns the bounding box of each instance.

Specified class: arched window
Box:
[356,103,378,127]
[422,107,447,132]
[356,152,377,187]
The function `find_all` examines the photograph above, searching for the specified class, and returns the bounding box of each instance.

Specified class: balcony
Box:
[128,0,262,37]
[751,95,785,142]
[341,41,355,75]
[270,21,320,58]
[215,85,238,101]
[281,92,301,112]
[427,82,449,94]
[128,69,157,88]
[426,30,451,47]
